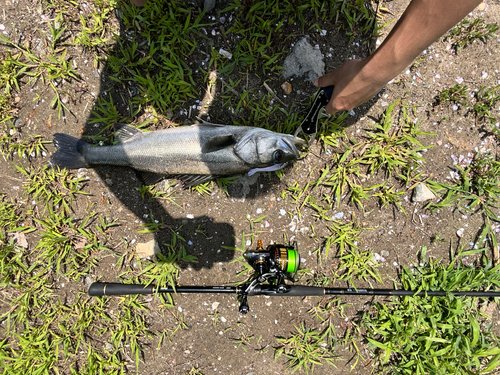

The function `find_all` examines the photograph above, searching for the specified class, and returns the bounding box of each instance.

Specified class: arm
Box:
[314,0,482,114]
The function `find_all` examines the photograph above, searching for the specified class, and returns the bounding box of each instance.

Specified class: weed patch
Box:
[359,249,500,374]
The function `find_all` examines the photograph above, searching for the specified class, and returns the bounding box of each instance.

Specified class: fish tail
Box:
[50,133,89,169]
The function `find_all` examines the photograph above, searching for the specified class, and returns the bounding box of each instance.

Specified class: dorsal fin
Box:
[194,117,226,127]
[114,123,143,143]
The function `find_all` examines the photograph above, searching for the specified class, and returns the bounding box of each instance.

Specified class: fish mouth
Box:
[279,136,306,159]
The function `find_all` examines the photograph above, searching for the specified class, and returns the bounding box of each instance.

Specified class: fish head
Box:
[234,129,305,167]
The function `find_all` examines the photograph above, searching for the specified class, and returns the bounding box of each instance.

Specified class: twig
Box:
[218,76,240,97]
[263,82,288,108]
[308,151,329,163]
[0,175,24,183]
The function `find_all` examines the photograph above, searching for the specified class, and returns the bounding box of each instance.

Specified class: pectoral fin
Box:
[138,171,219,188]
[201,135,236,153]
[178,174,220,187]
[138,171,168,186]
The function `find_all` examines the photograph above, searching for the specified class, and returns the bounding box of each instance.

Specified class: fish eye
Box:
[273,150,284,162]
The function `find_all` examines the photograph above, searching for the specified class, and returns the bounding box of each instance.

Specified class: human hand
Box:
[313,59,387,114]
[130,0,148,6]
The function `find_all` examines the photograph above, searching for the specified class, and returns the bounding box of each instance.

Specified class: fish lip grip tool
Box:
[294,85,334,146]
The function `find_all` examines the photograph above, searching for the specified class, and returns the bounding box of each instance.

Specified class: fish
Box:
[50,121,305,186]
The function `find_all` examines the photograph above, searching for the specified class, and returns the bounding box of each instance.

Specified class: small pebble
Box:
[281,81,292,94]
[412,183,436,202]
[219,48,232,59]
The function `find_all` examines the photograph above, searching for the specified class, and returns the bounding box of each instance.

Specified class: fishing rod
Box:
[89,240,500,314]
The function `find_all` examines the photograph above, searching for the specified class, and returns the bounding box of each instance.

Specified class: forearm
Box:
[366,0,482,83]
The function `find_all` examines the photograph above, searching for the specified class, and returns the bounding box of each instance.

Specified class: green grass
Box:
[15,164,89,214]
[298,101,435,213]
[436,83,469,107]
[435,83,500,133]
[0,13,80,118]
[358,248,500,374]
[275,322,337,374]
[427,151,500,221]
[447,17,499,52]
[105,0,207,114]
[473,85,500,127]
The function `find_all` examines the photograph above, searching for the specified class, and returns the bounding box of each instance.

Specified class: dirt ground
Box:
[1,0,500,374]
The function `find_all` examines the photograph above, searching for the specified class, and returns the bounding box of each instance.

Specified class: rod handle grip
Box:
[88,282,154,296]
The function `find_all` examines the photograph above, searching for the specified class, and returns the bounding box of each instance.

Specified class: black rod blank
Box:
[323,288,500,297]
[89,282,500,298]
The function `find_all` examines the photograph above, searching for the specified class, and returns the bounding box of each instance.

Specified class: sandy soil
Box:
[1,0,499,374]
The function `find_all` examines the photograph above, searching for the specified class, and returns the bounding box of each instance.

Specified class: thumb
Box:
[313,71,337,88]
[313,73,339,114]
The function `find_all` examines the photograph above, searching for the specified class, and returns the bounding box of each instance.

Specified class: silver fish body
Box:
[50,122,305,186]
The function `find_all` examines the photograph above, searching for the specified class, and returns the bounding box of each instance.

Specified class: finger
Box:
[325,97,338,115]
[313,71,338,88]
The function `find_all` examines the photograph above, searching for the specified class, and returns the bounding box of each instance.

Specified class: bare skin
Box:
[130,0,148,6]
[314,0,483,114]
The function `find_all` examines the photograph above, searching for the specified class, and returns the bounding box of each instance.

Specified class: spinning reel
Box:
[239,240,300,314]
